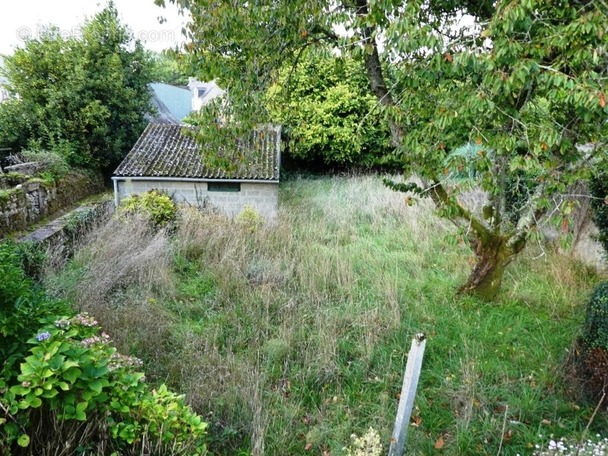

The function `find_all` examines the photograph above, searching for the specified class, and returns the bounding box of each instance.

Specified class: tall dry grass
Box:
[68,214,175,306]
[48,174,602,455]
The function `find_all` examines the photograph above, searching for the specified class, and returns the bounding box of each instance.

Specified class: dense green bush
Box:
[590,172,608,256]
[0,3,153,174]
[267,52,394,168]
[582,282,608,350]
[20,149,71,181]
[119,190,178,227]
[575,282,608,402]
[6,240,48,281]
[0,242,68,381]
[0,242,208,455]
[2,314,207,454]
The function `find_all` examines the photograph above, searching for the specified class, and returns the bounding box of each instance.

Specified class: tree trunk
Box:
[458,233,513,302]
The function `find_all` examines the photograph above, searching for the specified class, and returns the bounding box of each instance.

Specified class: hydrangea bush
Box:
[1,313,207,454]
[0,241,207,455]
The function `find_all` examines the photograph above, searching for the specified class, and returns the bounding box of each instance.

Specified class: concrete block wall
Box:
[117,179,279,219]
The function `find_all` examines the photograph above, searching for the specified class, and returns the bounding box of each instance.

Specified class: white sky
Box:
[0,0,188,56]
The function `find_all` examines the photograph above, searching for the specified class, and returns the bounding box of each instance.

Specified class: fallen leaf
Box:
[411,415,422,427]
[305,443,312,451]
[600,92,606,108]
[494,404,507,413]
[444,53,453,62]
[434,436,445,449]
[541,419,551,425]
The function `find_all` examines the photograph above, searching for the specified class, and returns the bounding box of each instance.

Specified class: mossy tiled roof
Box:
[114,123,281,180]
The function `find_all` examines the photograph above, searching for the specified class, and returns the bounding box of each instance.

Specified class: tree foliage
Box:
[268,52,393,167]
[148,50,189,85]
[157,0,608,300]
[0,2,153,173]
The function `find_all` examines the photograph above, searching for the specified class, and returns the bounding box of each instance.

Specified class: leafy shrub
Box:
[590,172,608,256]
[236,204,264,233]
[7,240,48,281]
[0,242,71,445]
[0,242,69,378]
[574,282,608,401]
[1,314,208,454]
[20,149,71,181]
[0,241,207,455]
[0,242,33,307]
[120,190,177,227]
[582,282,608,350]
[268,51,393,168]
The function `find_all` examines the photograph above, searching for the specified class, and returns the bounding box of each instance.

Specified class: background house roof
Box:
[187,79,225,111]
[149,83,192,122]
[114,123,281,180]
[148,87,181,124]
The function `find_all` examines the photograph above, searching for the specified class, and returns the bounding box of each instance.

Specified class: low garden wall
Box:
[19,199,114,270]
[0,173,105,237]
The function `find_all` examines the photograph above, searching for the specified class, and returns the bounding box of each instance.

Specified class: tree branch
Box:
[352,0,405,146]
[507,182,547,252]
[426,178,493,239]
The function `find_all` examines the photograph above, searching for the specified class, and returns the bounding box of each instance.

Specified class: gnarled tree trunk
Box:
[458,233,514,301]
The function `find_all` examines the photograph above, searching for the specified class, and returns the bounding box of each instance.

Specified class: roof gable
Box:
[114,123,281,181]
[149,83,192,121]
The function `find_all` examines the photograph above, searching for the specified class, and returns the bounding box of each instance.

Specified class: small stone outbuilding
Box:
[112,123,281,219]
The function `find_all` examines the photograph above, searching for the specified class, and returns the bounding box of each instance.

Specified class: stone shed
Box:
[112,123,281,219]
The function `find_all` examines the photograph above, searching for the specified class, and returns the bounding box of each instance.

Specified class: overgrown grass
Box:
[47,175,606,455]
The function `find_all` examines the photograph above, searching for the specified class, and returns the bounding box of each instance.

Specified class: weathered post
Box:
[388,332,427,456]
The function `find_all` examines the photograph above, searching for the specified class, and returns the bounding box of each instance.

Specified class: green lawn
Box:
[48,175,606,455]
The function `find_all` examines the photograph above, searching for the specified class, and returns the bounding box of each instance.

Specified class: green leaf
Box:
[17,434,30,448]
[88,379,106,395]
[63,367,82,383]
[41,389,59,399]
[10,385,31,395]
[76,401,88,412]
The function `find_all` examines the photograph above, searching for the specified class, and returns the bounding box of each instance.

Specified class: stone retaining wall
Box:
[19,199,114,270]
[0,173,105,237]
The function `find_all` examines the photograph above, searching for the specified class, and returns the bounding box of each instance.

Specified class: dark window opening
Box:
[208,182,241,192]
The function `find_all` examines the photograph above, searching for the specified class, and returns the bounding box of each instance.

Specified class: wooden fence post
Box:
[388,333,427,456]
